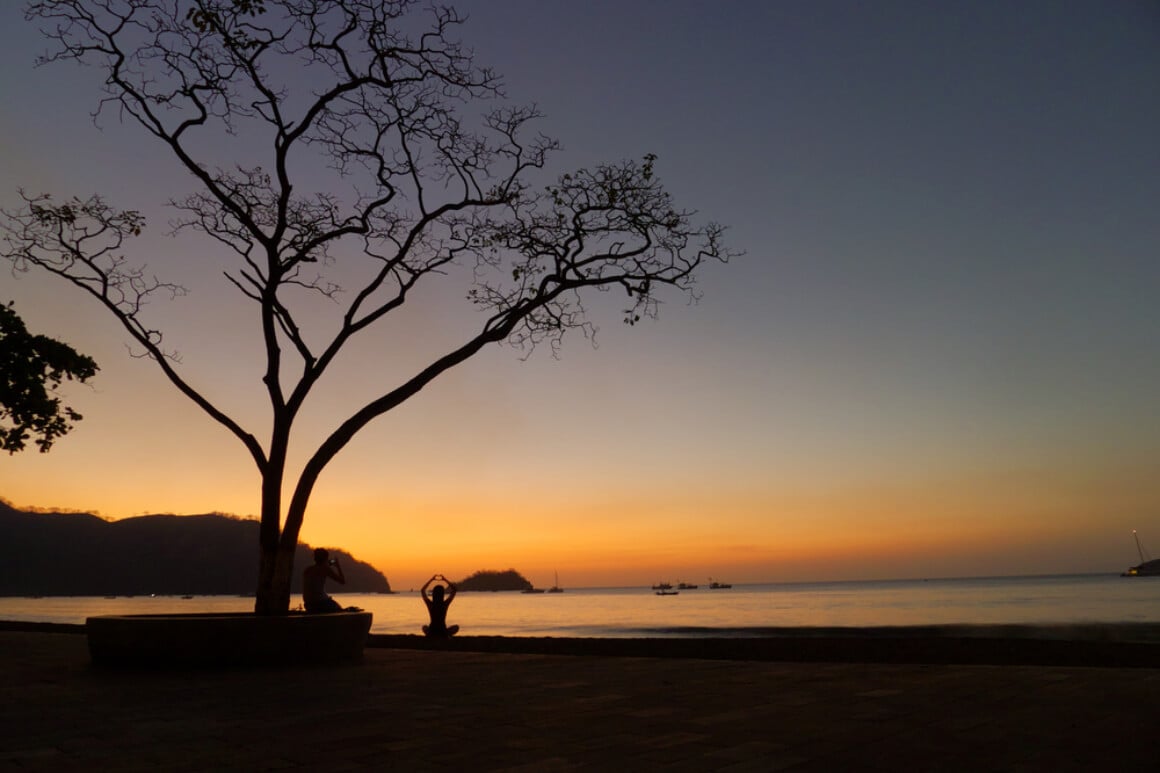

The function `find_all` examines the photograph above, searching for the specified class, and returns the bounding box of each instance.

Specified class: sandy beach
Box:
[3,624,1160,770]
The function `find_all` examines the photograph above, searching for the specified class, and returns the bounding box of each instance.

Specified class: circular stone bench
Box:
[86,610,373,667]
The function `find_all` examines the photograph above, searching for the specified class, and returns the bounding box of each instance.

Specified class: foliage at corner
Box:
[0,302,98,453]
[457,568,533,592]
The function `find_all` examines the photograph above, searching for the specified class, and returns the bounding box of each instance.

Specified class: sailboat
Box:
[1122,530,1160,576]
[547,571,564,593]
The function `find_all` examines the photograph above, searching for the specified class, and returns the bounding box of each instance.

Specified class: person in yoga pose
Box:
[421,574,460,637]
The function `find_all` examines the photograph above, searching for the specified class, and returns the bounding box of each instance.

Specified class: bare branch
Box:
[0,191,267,469]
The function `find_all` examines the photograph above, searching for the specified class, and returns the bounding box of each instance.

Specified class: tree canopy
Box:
[2,0,734,613]
[0,302,98,453]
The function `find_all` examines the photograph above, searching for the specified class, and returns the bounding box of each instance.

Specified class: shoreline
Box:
[6,619,1160,667]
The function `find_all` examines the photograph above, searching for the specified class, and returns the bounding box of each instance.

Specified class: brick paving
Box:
[4,630,1160,771]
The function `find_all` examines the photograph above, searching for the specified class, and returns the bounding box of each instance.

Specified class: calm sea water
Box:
[3,574,1159,637]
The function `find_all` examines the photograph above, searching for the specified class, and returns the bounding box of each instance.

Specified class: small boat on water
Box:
[547,571,564,593]
[677,581,698,590]
[651,581,672,590]
[1122,530,1160,576]
[655,589,679,596]
[708,577,732,589]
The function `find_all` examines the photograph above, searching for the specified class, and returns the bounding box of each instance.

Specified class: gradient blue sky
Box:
[2,1,1158,589]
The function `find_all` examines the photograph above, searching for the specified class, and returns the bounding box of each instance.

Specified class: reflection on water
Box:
[2,574,1158,638]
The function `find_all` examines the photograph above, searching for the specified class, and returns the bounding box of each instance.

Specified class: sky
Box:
[2,0,1158,591]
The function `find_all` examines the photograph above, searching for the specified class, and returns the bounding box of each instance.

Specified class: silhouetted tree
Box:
[0,302,98,453]
[1,0,734,614]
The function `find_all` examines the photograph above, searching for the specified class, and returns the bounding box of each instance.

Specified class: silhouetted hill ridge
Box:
[0,501,391,596]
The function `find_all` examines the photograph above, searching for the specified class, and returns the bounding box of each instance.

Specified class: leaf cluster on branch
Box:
[0,302,99,453]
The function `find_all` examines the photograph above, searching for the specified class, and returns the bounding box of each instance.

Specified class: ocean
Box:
[3,573,1158,637]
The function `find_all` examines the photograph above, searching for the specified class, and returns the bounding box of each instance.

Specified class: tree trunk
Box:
[253,469,292,615]
[254,542,296,615]
[254,442,291,615]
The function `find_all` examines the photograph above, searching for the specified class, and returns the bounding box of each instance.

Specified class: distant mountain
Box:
[0,500,392,597]
[457,568,533,592]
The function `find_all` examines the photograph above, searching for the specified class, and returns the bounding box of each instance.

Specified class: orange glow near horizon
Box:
[7,451,1154,592]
